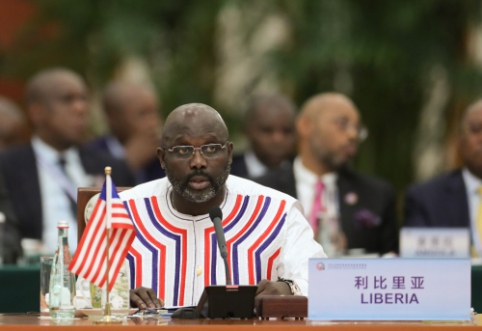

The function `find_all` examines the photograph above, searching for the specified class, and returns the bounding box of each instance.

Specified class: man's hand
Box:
[130,286,164,309]
[255,279,292,306]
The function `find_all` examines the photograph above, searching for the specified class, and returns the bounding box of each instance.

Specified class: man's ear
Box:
[157,147,166,169]
[28,102,44,128]
[296,115,312,139]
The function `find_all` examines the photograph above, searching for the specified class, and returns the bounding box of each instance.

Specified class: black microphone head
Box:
[209,206,223,222]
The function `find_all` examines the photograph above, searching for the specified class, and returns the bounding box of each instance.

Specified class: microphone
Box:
[209,206,232,285]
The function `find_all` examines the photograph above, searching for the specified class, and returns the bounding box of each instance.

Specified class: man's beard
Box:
[311,140,354,172]
[166,162,231,203]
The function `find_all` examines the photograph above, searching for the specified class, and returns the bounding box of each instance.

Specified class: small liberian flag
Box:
[69,170,135,292]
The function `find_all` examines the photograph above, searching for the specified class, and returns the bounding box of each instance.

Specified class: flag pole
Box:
[95,166,122,324]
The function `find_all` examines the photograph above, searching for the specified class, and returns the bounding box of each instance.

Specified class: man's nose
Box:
[73,98,88,115]
[271,131,288,145]
[346,125,359,141]
[189,149,207,169]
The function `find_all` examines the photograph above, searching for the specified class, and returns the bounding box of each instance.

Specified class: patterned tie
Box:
[309,179,324,238]
[58,156,77,217]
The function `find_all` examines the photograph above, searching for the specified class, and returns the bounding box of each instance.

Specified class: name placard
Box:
[400,227,470,258]
[308,258,470,320]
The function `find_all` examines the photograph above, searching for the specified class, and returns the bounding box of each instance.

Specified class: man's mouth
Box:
[188,176,210,190]
[343,144,357,157]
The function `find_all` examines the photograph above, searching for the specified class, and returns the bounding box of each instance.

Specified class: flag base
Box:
[93,302,124,324]
[93,315,124,325]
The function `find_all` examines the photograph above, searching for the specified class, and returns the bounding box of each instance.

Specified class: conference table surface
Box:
[0,314,481,330]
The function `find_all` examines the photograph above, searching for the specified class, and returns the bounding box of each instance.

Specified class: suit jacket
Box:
[0,143,136,240]
[230,154,249,178]
[404,169,469,228]
[254,162,399,255]
[87,136,165,184]
[0,168,22,263]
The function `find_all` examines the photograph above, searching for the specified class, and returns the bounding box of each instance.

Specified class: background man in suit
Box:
[230,94,296,178]
[404,99,482,255]
[87,81,164,184]
[255,93,398,256]
[0,68,135,254]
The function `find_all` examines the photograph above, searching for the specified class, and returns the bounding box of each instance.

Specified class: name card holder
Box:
[400,227,470,258]
[308,258,471,321]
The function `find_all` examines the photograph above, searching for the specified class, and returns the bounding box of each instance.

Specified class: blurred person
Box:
[0,68,135,254]
[120,103,325,308]
[255,93,398,256]
[0,96,26,151]
[0,168,22,264]
[230,94,296,178]
[404,99,482,256]
[87,81,165,184]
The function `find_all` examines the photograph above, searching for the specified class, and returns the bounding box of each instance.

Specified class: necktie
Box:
[309,179,324,238]
[58,156,78,218]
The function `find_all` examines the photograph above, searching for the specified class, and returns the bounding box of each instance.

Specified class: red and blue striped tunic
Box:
[120,175,325,308]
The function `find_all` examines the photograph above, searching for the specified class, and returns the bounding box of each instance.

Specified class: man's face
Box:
[159,119,233,203]
[246,106,296,168]
[459,106,482,175]
[115,89,160,142]
[41,75,89,147]
[307,102,361,171]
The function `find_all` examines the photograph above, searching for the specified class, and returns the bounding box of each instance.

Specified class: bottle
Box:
[49,220,76,319]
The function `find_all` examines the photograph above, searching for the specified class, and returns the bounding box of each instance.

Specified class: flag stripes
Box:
[69,174,136,292]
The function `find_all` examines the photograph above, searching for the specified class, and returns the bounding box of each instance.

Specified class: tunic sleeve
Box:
[276,202,327,295]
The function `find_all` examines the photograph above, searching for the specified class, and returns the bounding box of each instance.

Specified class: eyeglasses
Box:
[332,117,368,142]
[165,142,229,159]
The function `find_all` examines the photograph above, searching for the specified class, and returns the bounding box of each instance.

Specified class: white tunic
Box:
[120,175,326,308]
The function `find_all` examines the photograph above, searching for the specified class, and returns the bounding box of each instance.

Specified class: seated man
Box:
[123,103,325,309]
[0,68,135,253]
[404,99,482,256]
[230,94,297,178]
[255,93,398,256]
[87,81,164,184]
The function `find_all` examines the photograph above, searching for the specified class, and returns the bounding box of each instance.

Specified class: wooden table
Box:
[0,314,481,330]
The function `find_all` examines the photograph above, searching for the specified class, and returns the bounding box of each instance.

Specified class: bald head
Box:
[299,93,358,121]
[103,82,157,115]
[25,68,89,151]
[297,92,362,175]
[102,81,160,143]
[243,94,296,168]
[162,103,229,145]
[25,68,86,106]
[244,94,296,127]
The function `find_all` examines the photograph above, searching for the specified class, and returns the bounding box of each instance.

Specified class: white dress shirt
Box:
[293,157,338,219]
[105,135,125,159]
[32,136,93,253]
[243,150,269,178]
[293,157,342,255]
